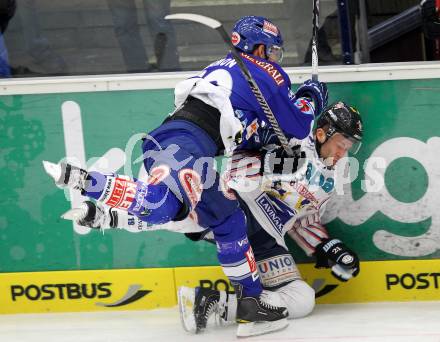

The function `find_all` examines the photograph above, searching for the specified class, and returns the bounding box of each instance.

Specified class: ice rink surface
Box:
[1,302,440,342]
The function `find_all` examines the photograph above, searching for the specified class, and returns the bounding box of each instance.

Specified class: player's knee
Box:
[276,280,316,319]
[133,183,183,225]
[211,207,246,239]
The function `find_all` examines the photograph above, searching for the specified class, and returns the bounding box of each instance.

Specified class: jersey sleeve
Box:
[257,72,314,140]
[241,55,315,140]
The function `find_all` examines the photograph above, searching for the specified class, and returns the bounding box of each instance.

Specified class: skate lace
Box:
[204,300,218,321]
[259,291,278,311]
[215,300,226,326]
[71,168,88,191]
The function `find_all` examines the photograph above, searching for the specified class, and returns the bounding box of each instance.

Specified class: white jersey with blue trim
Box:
[227,131,336,249]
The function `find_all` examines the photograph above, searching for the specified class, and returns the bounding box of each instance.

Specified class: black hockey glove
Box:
[314,238,360,282]
[261,145,307,177]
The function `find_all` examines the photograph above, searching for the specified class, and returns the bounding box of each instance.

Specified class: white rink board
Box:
[1,302,439,342]
[1,61,440,95]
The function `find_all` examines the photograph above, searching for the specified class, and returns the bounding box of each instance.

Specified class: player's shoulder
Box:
[241,53,290,89]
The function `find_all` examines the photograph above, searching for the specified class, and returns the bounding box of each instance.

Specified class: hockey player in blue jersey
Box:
[43,16,328,337]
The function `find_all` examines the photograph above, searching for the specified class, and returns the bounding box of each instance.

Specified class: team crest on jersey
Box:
[295,98,314,115]
[263,21,278,36]
[178,169,203,209]
[231,31,240,46]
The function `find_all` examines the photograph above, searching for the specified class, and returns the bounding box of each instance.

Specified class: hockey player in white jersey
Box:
[50,102,363,335]
[177,101,363,333]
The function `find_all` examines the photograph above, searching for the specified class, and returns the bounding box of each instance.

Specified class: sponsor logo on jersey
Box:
[255,193,285,235]
[231,31,240,46]
[245,246,259,281]
[292,183,319,205]
[385,272,440,290]
[216,236,248,254]
[306,162,335,193]
[99,177,115,202]
[241,53,285,85]
[133,182,148,212]
[238,237,249,247]
[245,118,259,140]
[178,169,203,209]
[263,20,278,36]
[257,254,301,288]
[105,177,137,210]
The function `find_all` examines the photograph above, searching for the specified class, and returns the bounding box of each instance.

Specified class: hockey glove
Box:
[295,79,328,116]
[261,145,307,181]
[314,238,360,282]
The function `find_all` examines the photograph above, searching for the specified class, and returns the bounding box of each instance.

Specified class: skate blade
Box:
[177,286,197,334]
[61,207,86,221]
[236,318,289,338]
[42,160,62,182]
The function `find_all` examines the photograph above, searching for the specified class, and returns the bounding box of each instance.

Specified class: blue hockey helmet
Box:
[231,16,284,63]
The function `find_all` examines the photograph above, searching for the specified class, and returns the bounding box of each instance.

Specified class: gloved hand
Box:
[295,79,328,116]
[314,238,360,281]
[261,145,307,178]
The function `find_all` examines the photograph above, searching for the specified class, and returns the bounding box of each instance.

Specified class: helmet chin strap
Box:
[315,135,325,158]
[316,126,337,159]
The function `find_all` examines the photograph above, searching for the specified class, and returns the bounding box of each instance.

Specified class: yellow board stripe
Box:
[0,260,439,314]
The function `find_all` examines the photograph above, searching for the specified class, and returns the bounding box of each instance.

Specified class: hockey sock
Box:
[213,208,262,297]
[83,171,182,224]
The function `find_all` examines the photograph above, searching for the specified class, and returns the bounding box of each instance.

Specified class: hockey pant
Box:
[82,120,262,297]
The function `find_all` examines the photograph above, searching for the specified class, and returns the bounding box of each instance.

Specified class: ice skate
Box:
[235,285,289,337]
[178,286,232,333]
[62,201,115,229]
[42,160,88,191]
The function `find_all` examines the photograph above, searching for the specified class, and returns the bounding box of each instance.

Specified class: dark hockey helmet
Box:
[316,101,363,154]
[231,16,284,63]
